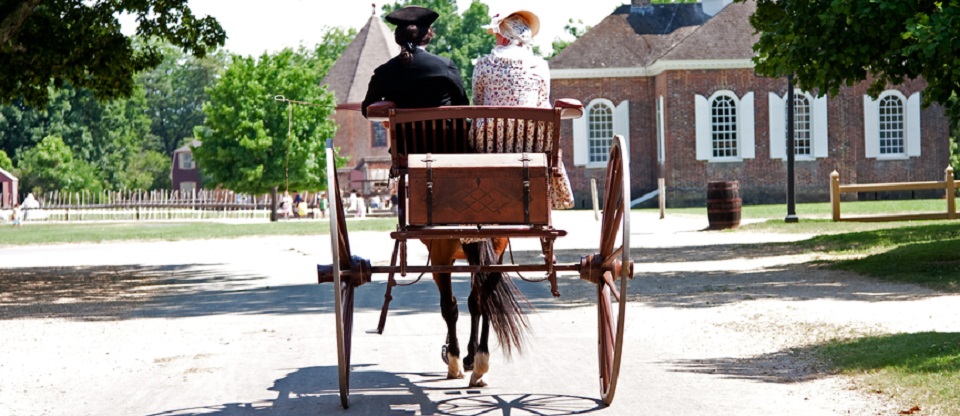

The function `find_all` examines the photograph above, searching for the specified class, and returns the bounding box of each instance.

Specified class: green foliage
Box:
[0,149,12,171]
[549,19,591,59]
[746,0,960,122]
[16,135,103,194]
[0,83,165,190]
[195,49,338,195]
[137,42,227,156]
[0,0,225,107]
[382,0,495,100]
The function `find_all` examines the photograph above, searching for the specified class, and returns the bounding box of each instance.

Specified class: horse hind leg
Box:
[438,274,464,379]
[469,313,491,388]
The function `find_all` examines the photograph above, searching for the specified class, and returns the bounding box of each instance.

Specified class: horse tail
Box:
[463,240,530,356]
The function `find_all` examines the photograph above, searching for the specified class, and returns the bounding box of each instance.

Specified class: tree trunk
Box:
[1,0,42,52]
[270,186,278,222]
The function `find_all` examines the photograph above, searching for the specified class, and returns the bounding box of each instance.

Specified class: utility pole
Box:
[785,74,798,223]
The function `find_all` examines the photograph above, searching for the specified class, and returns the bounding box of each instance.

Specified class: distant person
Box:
[11,203,22,227]
[319,192,328,219]
[293,192,304,218]
[280,191,293,218]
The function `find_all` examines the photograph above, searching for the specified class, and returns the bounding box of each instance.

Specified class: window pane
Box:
[371,121,387,147]
[588,103,614,163]
[793,94,811,156]
[879,95,904,154]
[711,95,737,158]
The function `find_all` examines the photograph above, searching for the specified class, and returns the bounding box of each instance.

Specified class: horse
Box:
[422,236,529,387]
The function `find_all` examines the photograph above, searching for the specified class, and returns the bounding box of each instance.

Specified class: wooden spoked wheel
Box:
[597,135,631,405]
[325,143,355,409]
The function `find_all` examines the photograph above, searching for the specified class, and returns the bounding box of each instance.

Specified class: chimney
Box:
[631,0,652,6]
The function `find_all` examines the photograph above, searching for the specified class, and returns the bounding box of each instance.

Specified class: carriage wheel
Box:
[326,143,355,409]
[597,135,631,405]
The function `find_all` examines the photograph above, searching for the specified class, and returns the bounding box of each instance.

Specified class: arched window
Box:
[695,91,755,162]
[878,95,904,155]
[588,102,614,163]
[768,90,827,160]
[572,99,630,167]
[793,94,812,156]
[864,90,919,159]
[711,94,738,158]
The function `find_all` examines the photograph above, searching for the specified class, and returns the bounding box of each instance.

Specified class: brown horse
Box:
[423,237,528,387]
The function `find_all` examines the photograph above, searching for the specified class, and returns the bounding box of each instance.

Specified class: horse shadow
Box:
[147,364,604,416]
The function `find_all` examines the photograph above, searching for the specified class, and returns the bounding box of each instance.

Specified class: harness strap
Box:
[424,153,434,225]
[521,152,530,224]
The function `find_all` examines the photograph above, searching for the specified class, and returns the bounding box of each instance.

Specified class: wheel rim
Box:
[597,135,631,405]
[326,143,351,409]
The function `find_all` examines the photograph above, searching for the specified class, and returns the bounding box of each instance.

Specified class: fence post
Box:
[947,166,956,220]
[830,170,841,222]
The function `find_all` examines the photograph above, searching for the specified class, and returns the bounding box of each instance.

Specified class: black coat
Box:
[362,49,470,154]
[361,49,468,117]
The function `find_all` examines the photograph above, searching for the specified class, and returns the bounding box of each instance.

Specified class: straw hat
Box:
[483,10,540,37]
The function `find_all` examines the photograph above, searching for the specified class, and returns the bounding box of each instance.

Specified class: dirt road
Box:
[2,211,956,415]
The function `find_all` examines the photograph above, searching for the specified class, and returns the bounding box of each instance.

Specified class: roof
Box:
[321,14,400,107]
[174,139,201,154]
[550,1,756,70]
[0,166,17,182]
[659,1,757,61]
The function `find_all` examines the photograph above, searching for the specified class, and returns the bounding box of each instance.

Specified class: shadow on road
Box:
[146,364,605,416]
[1,237,945,321]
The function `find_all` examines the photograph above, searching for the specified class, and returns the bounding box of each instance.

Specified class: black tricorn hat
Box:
[385,5,439,27]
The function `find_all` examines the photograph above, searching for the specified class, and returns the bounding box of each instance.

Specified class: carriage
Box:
[316,99,633,408]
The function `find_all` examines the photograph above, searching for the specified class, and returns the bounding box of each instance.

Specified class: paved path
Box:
[1,211,920,415]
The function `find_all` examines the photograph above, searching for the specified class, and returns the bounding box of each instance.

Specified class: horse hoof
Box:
[463,355,474,371]
[469,373,487,387]
[447,352,464,379]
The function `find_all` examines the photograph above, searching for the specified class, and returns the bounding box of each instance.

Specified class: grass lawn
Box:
[0,218,397,246]
[818,332,960,416]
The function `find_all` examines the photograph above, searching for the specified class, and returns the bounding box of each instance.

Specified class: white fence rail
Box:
[24,189,276,222]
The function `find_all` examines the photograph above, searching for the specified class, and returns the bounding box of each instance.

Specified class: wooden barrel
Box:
[707,181,741,230]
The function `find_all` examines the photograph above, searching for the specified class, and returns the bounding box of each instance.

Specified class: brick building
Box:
[550,0,951,207]
[321,9,398,197]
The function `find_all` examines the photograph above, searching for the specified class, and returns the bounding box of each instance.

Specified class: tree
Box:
[193,49,338,219]
[16,135,102,195]
[0,149,12,171]
[0,0,225,107]
[548,19,591,59]
[383,0,495,99]
[745,0,960,121]
[138,42,227,157]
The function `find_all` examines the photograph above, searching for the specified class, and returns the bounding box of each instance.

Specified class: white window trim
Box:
[768,90,829,161]
[573,98,630,168]
[695,90,755,163]
[656,95,665,164]
[863,90,921,160]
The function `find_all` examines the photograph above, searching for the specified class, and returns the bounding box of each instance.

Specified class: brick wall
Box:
[554,69,951,208]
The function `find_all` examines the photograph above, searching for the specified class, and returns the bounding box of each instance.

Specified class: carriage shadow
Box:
[147,364,604,416]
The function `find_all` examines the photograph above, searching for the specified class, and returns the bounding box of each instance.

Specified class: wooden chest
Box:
[407,153,550,225]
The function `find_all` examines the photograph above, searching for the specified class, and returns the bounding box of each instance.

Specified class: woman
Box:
[471,11,575,209]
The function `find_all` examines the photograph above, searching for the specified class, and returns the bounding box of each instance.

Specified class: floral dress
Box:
[471,46,575,210]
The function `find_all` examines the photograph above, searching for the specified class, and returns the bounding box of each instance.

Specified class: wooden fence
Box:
[830,166,956,222]
[26,189,278,222]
